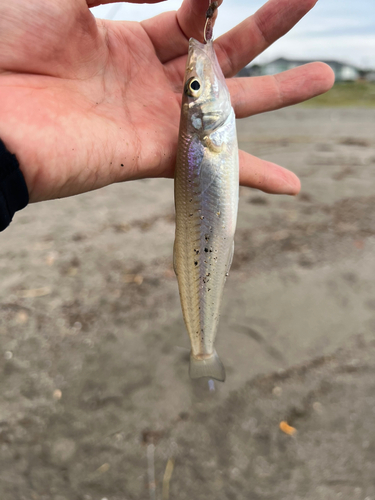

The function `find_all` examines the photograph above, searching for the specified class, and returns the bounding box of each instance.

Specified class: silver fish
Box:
[174,38,239,381]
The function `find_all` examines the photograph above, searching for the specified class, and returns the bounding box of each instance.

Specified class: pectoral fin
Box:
[204,136,224,154]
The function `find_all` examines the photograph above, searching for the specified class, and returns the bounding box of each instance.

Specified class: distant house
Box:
[237,64,262,78]
[360,70,375,82]
[238,58,360,82]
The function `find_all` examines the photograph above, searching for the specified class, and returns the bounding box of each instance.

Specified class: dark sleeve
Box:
[0,139,29,232]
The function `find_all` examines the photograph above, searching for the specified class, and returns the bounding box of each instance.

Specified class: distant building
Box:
[238,58,361,82]
[237,64,262,78]
[360,70,375,82]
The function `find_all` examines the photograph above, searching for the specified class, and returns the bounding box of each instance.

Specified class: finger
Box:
[141,11,189,63]
[177,0,223,43]
[167,0,318,81]
[215,0,317,77]
[87,0,166,6]
[239,150,301,195]
[141,0,222,64]
[0,2,101,78]
[229,63,335,118]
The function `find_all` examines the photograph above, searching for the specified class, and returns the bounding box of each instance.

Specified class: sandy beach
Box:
[1,107,375,499]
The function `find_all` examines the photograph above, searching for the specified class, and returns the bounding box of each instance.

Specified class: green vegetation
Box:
[301,81,375,107]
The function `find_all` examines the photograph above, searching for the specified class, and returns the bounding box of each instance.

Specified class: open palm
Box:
[0,0,334,203]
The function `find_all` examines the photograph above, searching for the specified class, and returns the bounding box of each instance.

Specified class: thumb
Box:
[87,0,167,6]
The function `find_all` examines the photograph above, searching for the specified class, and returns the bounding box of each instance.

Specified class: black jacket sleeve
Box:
[0,139,29,232]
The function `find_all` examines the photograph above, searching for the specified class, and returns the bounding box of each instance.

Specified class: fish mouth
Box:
[187,38,214,61]
[184,38,209,82]
[188,38,207,51]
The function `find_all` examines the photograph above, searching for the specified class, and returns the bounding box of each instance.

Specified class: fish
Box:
[174,37,239,382]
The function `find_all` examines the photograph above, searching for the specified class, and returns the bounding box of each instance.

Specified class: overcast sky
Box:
[91,0,375,69]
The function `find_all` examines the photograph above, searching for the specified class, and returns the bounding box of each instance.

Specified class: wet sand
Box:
[1,107,375,499]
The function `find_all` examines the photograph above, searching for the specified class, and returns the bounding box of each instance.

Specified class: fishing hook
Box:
[204,1,219,43]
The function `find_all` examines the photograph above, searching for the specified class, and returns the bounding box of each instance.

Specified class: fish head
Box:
[182,38,232,132]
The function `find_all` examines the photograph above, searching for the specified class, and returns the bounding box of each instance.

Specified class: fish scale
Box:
[174,38,239,381]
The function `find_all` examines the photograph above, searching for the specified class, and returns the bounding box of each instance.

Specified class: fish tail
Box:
[189,350,226,382]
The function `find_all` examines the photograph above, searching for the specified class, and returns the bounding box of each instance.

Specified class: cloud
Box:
[90,0,375,69]
[90,1,182,22]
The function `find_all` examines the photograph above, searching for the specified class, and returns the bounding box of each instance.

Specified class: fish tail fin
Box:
[189,350,226,382]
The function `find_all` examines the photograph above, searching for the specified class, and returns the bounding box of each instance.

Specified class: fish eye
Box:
[185,77,202,97]
[190,80,200,91]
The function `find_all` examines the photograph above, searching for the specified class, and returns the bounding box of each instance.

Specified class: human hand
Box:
[0,0,334,203]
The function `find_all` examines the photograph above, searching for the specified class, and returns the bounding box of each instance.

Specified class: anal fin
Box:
[225,241,234,278]
[173,241,178,276]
